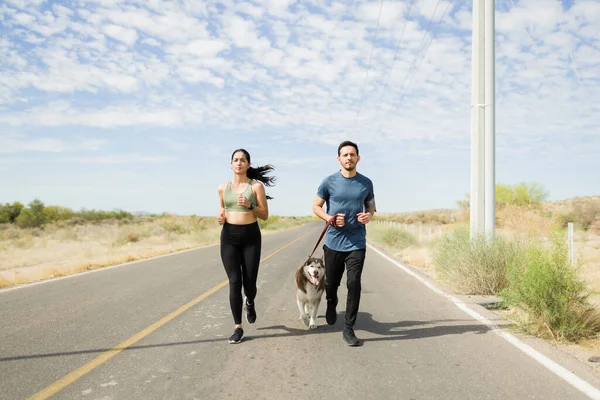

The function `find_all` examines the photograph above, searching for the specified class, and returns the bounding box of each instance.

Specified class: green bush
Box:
[44,205,76,222]
[501,233,600,341]
[554,212,576,229]
[16,199,47,228]
[457,182,549,209]
[433,227,517,295]
[258,215,281,230]
[0,202,24,223]
[76,208,133,221]
[381,228,417,249]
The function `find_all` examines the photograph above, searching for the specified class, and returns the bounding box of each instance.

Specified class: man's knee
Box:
[346,276,361,292]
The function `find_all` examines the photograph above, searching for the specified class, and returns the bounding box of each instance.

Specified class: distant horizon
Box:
[3,192,599,219]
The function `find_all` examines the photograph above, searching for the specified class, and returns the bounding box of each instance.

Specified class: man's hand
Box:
[332,213,345,228]
[357,212,372,224]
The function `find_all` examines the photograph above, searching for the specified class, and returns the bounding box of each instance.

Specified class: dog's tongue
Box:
[310,276,320,286]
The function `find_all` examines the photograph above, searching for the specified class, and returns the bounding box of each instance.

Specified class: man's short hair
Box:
[338,140,359,156]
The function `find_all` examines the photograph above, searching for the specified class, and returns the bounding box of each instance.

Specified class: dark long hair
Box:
[231,148,276,200]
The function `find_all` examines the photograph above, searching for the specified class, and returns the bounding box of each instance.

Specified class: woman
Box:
[217,149,275,344]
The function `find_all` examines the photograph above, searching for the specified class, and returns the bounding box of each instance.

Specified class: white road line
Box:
[367,243,600,400]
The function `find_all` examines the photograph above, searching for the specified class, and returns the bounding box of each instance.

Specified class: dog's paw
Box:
[309,322,318,330]
[300,315,309,327]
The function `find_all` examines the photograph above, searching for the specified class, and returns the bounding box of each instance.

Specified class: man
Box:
[312,140,376,346]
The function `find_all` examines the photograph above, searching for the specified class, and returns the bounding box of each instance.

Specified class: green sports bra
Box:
[224,180,257,212]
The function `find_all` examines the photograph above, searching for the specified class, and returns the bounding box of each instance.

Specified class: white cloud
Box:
[102,24,138,46]
[63,154,173,164]
[0,0,597,151]
[167,39,229,57]
[0,135,107,154]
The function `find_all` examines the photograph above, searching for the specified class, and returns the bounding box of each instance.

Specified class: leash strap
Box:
[308,214,338,258]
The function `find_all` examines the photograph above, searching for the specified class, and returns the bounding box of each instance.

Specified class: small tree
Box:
[457,182,549,209]
[573,201,600,231]
[44,205,75,222]
[16,199,47,228]
[0,201,24,223]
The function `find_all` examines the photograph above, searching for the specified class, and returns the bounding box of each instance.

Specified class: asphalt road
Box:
[2,221,600,399]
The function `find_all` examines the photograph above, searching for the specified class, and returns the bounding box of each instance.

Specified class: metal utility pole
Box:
[484,0,496,240]
[470,0,495,240]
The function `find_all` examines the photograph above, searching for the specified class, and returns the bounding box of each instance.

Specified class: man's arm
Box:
[365,197,376,216]
[312,195,330,222]
[357,197,376,224]
[313,195,345,227]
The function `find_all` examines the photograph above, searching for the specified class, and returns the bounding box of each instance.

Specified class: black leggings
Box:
[220,221,262,324]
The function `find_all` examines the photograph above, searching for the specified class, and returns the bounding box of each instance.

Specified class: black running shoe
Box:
[228,327,244,344]
[325,301,337,325]
[244,297,256,324]
[343,328,361,347]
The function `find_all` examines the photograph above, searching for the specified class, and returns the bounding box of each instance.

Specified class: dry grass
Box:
[368,195,600,343]
[0,215,312,288]
[369,196,600,295]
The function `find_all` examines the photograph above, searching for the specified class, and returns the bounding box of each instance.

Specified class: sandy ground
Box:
[0,217,311,288]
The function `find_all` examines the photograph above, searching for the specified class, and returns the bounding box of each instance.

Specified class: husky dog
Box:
[295,256,326,329]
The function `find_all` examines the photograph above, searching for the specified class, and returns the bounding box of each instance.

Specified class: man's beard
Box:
[342,164,356,171]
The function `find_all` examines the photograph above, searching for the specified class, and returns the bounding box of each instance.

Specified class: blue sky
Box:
[0,0,598,216]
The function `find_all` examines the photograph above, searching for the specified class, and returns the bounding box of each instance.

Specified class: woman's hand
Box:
[237,194,250,208]
[218,211,226,225]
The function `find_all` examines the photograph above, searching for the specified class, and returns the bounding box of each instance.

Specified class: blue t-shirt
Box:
[316,171,375,251]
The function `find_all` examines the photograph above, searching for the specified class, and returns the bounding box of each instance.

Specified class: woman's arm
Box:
[249,182,269,221]
[217,184,226,225]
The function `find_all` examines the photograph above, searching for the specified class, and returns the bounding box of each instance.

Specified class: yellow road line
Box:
[28,232,311,400]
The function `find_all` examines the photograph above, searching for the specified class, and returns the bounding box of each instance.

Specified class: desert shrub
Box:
[457,182,549,209]
[572,201,600,231]
[43,205,76,222]
[159,219,188,234]
[497,205,557,237]
[0,202,24,223]
[381,228,418,249]
[554,212,577,229]
[15,199,47,228]
[258,215,281,230]
[2,227,21,241]
[77,208,133,222]
[114,228,148,246]
[433,227,518,295]
[502,233,600,341]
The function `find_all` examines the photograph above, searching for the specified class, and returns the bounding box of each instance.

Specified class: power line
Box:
[507,0,551,89]
[354,0,386,123]
[372,0,450,135]
[367,0,418,122]
[391,0,451,114]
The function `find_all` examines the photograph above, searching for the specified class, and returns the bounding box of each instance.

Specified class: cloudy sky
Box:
[1,0,598,216]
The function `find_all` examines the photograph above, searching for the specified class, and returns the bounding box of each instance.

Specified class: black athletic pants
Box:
[220,222,261,325]
[323,244,367,329]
